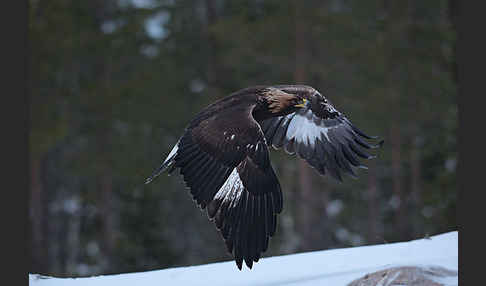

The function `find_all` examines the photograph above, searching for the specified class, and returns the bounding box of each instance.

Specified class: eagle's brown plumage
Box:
[146,85,383,270]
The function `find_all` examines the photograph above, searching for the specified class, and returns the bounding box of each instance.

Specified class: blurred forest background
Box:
[29,0,458,277]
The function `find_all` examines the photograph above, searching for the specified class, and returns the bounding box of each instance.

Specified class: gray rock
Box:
[347,266,458,286]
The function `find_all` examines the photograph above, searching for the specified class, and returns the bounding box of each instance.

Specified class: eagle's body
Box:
[146,85,382,270]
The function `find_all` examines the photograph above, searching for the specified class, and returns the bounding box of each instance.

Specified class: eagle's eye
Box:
[294,98,307,108]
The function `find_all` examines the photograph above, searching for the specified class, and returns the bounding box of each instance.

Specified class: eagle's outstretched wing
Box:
[261,92,383,181]
[146,99,282,270]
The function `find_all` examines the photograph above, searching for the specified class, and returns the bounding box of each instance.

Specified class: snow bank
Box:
[29,231,458,286]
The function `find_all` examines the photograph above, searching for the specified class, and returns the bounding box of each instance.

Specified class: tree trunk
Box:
[30,156,48,274]
[366,159,380,244]
[98,170,116,274]
[390,123,407,238]
[410,135,422,236]
[384,1,410,240]
[98,48,116,274]
[204,0,219,91]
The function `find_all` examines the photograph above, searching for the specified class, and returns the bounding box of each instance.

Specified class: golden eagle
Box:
[145,85,383,270]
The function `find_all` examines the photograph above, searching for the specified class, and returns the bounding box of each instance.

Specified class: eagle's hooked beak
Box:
[294,98,307,108]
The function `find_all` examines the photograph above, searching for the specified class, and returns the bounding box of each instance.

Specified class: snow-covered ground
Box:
[29,231,458,286]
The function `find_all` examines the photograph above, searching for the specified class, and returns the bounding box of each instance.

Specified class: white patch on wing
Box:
[285,109,331,146]
[286,112,305,140]
[214,168,244,205]
[163,140,179,164]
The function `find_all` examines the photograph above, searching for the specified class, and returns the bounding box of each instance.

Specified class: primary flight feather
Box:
[145,85,383,270]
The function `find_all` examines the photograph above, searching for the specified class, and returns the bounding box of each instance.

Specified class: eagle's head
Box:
[259,86,310,117]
